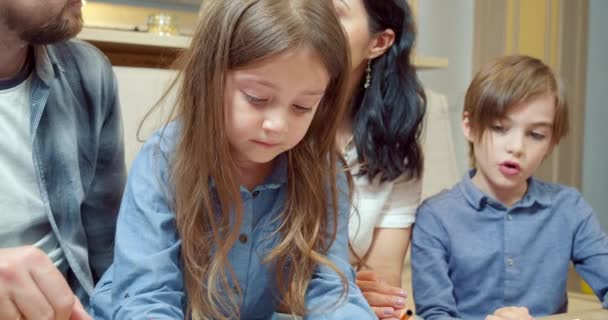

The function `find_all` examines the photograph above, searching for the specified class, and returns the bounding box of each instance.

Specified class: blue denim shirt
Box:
[28,41,126,303]
[412,170,608,320]
[90,124,375,319]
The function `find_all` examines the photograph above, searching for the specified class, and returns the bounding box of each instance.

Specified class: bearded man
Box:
[0,1,126,319]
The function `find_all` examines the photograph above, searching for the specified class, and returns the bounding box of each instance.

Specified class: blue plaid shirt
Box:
[412,170,608,320]
[29,40,126,304]
[90,124,375,320]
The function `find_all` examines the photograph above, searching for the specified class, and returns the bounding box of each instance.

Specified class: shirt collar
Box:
[257,153,288,189]
[233,153,288,196]
[33,45,61,85]
[459,169,552,210]
[459,169,489,210]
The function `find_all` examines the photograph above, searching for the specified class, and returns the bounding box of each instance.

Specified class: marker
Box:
[399,309,413,320]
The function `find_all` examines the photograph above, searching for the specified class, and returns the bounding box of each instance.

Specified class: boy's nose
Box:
[506,135,524,157]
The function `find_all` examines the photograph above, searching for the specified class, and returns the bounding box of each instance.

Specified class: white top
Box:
[345,139,422,258]
[0,75,68,273]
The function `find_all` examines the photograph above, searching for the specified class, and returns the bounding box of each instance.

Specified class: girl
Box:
[89,0,375,319]
[334,0,426,318]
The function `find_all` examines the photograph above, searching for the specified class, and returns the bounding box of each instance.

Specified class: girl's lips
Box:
[499,161,521,176]
[252,140,279,148]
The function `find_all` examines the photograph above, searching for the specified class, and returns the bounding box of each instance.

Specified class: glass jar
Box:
[147,13,179,36]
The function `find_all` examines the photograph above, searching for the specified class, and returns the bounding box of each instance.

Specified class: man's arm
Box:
[81,68,126,281]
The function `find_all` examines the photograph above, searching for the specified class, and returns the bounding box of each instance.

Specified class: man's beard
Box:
[4,2,83,45]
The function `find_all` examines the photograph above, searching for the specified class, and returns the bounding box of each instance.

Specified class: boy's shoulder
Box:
[416,183,469,218]
[529,177,588,210]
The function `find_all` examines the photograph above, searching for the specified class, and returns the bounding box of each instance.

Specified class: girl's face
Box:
[224,47,329,169]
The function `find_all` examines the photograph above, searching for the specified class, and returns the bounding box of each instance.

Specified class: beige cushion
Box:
[420,89,460,201]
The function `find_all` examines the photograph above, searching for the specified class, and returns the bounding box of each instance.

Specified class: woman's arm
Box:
[357,228,411,319]
[365,227,412,286]
[356,175,420,318]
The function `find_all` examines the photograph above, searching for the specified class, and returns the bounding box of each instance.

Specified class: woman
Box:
[334,0,426,318]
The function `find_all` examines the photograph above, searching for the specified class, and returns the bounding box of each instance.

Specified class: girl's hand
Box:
[356,270,408,319]
[485,306,535,320]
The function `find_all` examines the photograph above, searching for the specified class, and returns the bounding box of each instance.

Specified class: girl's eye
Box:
[292,105,313,114]
[529,131,546,140]
[243,92,268,105]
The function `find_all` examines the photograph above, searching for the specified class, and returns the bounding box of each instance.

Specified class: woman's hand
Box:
[356,270,408,319]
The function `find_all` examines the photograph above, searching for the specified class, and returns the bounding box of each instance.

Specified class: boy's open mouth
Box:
[500,161,521,175]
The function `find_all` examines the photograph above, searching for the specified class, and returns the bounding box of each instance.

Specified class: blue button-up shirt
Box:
[27,41,125,303]
[90,124,375,319]
[412,170,608,320]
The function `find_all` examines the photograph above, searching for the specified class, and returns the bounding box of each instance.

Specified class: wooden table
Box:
[537,309,608,319]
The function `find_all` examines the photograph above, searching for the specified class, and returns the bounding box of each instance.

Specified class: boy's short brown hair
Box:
[464,55,569,166]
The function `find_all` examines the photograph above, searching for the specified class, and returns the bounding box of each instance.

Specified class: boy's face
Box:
[463,94,556,205]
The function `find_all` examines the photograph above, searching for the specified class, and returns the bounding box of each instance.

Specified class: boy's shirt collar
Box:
[460,169,552,211]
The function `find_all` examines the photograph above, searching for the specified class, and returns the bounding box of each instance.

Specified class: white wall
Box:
[416,0,475,175]
[582,0,608,231]
[113,66,177,169]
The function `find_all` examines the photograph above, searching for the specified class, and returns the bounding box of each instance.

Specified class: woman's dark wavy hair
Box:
[351,0,426,182]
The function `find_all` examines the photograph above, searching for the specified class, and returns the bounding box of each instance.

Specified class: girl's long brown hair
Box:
[160,0,351,318]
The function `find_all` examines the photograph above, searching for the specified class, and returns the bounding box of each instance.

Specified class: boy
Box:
[411,55,608,320]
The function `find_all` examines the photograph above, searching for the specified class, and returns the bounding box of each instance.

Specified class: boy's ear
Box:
[367,29,395,60]
[462,112,474,142]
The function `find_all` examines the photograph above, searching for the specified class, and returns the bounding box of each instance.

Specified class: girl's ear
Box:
[462,112,474,143]
[367,29,395,60]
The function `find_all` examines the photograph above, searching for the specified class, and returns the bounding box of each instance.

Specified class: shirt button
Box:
[252,190,260,198]
[507,214,513,221]
[507,258,514,266]
[239,233,248,244]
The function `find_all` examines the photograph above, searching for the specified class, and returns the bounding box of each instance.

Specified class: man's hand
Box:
[0,246,92,320]
[357,270,408,319]
[485,306,534,320]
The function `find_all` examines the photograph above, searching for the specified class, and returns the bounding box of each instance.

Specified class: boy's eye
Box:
[491,124,506,133]
[528,131,546,140]
[292,104,313,114]
[243,92,268,105]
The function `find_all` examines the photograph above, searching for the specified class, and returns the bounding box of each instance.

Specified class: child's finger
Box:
[492,306,534,320]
